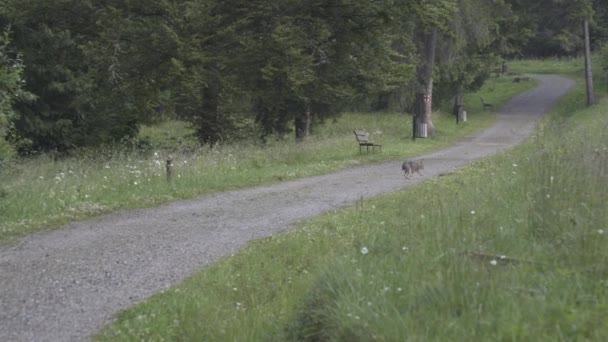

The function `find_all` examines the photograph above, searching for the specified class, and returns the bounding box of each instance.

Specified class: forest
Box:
[1,0,607,160]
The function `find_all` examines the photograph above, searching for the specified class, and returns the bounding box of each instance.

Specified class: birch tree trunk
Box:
[415,28,437,137]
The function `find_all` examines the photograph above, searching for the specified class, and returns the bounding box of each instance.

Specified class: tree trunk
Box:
[295,107,311,142]
[583,19,596,106]
[415,28,437,136]
[413,92,429,139]
[453,85,464,124]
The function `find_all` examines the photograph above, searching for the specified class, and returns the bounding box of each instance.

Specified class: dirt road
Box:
[0,75,575,341]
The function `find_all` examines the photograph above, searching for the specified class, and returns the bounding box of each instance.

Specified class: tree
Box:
[434,0,511,120]
[3,0,145,153]
[236,0,418,141]
[0,27,34,160]
[411,0,457,137]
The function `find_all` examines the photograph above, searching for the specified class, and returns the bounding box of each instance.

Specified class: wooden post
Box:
[166,156,173,183]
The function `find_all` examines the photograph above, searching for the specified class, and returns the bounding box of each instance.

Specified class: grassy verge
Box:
[98,62,607,340]
[0,76,533,242]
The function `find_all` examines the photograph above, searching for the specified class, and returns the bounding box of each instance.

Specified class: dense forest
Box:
[0,0,606,159]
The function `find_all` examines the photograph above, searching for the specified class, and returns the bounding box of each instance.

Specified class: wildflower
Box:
[233,287,238,291]
[470,210,476,215]
[360,247,369,255]
[546,194,551,199]
[133,181,138,185]
[490,260,497,266]
[105,165,110,169]
[402,246,409,251]
[397,287,402,292]
[512,163,518,167]
[39,176,44,180]
[598,229,604,235]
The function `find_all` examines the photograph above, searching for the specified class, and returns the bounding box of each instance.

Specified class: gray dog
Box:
[402,159,424,178]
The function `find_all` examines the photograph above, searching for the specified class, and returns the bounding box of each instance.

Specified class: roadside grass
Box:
[98,63,608,340]
[509,55,603,78]
[0,76,533,242]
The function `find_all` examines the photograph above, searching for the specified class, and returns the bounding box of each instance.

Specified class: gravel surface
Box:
[0,75,575,341]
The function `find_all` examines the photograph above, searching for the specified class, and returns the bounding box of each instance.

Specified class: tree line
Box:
[0,0,606,159]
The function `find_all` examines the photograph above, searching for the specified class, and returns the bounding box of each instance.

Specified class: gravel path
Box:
[0,75,575,341]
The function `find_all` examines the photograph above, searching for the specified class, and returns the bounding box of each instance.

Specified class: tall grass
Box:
[0,76,532,242]
[98,64,607,340]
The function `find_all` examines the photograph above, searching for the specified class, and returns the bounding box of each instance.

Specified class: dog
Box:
[402,159,424,178]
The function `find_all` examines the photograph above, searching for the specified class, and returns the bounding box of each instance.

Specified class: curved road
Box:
[0,75,575,341]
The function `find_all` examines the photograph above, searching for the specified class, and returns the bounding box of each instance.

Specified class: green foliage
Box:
[601,45,608,78]
[4,0,142,153]
[505,0,607,57]
[237,0,419,137]
[3,0,595,154]
[0,27,33,161]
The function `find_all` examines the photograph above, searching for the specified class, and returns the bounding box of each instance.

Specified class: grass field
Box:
[96,60,608,340]
[0,75,533,242]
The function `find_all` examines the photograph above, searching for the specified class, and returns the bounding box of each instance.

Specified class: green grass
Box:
[97,60,608,340]
[0,76,533,242]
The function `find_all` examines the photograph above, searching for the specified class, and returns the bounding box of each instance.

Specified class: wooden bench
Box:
[480,97,493,110]
[354,130,382,154]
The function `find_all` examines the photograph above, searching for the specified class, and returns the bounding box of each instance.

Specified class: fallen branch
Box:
[463,250,544,266]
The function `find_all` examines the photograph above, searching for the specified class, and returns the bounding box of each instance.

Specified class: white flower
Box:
[133,181,138,185]
[360,247,369,255]
[512,163,518,167]
[470,210,476,215]
[490,260,497,266]
[598,229,604,235]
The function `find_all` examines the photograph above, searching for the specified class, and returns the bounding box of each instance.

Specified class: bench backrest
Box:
[353,130,369,143]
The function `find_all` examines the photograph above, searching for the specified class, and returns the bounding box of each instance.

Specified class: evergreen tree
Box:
[0,27,34,160]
